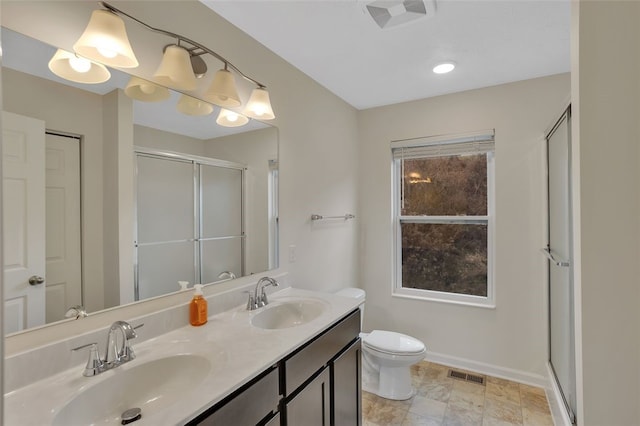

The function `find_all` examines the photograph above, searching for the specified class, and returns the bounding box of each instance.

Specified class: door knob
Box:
[28,275,45,285]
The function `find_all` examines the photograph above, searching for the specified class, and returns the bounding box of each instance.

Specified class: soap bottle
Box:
[189,284,208,326]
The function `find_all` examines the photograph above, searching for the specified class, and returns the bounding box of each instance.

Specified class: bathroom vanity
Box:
[4,288,362,426]
[189,308,360,425]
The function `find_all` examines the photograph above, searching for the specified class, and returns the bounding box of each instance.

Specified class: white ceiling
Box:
[202,0,571,110]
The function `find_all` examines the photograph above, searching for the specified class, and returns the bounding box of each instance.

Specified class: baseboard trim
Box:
[424,351,548,388]
[546,362,573,426]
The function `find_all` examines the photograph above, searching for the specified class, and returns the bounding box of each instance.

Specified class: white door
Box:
[3,111,46,334]
[45,132,82,323]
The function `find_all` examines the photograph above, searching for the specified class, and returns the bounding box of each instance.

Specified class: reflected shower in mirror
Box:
[1,28,279,335]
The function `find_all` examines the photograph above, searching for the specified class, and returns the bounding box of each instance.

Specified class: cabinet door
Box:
[190,367,279,425]
[332,338,361,426]
[286,368,331,425]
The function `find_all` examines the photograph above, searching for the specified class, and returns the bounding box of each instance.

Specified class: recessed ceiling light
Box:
[433,62,455,74]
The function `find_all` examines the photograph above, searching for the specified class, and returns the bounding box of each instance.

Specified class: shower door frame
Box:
[545,106,576,425]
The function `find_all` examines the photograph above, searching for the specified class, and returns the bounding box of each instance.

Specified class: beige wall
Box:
[358,74,570,380]
[134,125,206,156]
[571,2,640,424]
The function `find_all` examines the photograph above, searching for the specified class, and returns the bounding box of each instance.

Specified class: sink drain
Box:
[121,407,142,425]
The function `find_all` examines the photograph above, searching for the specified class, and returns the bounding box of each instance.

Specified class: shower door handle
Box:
[541,248,570,267]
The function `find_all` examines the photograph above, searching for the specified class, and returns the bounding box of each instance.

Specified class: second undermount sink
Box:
[53,354,211,426]
[251,298,328,329]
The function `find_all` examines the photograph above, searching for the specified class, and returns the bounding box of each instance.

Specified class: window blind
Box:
[391,130,495,159]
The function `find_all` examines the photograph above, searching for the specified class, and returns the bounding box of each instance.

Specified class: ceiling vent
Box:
[365,0,436,29]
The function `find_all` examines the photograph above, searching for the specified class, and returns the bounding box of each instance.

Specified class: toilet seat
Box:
[363,330,425,355]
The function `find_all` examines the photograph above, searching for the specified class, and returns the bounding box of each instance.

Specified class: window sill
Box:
[392,289,496,309]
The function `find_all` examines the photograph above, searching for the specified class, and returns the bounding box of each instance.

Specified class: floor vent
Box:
[448,369,485,386]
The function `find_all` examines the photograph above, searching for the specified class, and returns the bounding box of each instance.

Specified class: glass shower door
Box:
[199,164,244,283]
[135,154,196,299]
[546,107,576,424]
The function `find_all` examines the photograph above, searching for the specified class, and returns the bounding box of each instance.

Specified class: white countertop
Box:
[4,288,361,425]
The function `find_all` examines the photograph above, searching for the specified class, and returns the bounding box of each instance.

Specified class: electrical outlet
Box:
[288,245,296,263]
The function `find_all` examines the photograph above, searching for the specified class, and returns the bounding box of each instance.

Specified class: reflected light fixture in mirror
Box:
[48,49,111,84]
[153,44,198,91]
[177,94,214,116]
[125,76,170,102]
[244,87,275,120]
[204,66,241,108]
[73,9,139,68]
[217,108,249,127]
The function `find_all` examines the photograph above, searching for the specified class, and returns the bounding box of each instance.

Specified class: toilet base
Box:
[362,352,416,400]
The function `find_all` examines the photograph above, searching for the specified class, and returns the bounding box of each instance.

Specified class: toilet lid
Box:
[363,330,425,355]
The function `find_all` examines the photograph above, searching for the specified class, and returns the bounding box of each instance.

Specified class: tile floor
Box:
[362,361,554,426]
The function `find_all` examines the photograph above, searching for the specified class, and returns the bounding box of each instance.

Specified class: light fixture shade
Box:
[73,9,138,68]
[204,69,241,108]
[124,76,170,102]
[243,87,275,120]
[153,45,197,91]
[177,94,214,116]
[48,49,111,84]
[216,108,249,127]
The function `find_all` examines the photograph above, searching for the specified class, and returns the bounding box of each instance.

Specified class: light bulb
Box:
[97,45,118,59]
[68,56,91,73]
[252,106,266,117]
[226,111,239,122]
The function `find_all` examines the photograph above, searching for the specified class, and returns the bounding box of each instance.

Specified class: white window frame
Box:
[391,130,496,308]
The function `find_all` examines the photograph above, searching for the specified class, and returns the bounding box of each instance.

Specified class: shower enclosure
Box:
[134,149,245,300]
[545,106,576,424]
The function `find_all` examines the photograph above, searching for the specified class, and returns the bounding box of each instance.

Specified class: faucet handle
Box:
[72,342,104,377]
[243,290,256,311]
[260,287,270,306]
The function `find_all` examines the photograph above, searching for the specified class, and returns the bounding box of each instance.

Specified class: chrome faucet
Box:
[217,270,237,281]
[246,277,279,310]
[72,321,142,377]
[105,321,138,365]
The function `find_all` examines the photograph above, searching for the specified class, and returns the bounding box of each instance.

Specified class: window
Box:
[392,131,495,307]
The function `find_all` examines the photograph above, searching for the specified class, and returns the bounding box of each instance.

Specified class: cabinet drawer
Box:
[284,309,360,395]
[191,367,279,425]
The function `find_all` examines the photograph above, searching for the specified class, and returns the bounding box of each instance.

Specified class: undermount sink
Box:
[52,354,211,426]
[251,299,328,329]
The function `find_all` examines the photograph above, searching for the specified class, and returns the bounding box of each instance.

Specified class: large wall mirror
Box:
[1,6,279,336]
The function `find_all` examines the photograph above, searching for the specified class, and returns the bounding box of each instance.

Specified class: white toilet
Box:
[335,288,426,400]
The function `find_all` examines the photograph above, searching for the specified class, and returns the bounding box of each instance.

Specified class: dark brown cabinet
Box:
[285,368,331,425]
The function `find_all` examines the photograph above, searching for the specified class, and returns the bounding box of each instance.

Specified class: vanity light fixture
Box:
[244,87,275,120]
[48,49,111,84]
[73,9,139,68]
[153,44,198,91]
[433,62,456,74]
[204,66,242,108]
[216,108,249,127]
[124,76,170,102]
[176,94,214,116]
[76,1,275,120]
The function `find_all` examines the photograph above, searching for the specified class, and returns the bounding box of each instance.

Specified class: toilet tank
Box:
[335,287,365,329]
